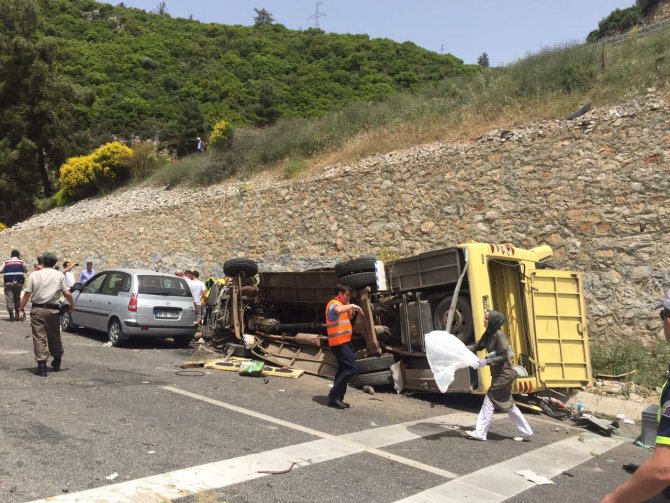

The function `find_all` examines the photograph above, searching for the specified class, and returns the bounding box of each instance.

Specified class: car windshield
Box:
[138,275,192,297]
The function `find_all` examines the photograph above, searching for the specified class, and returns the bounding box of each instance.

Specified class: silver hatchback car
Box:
[60,269,197,347]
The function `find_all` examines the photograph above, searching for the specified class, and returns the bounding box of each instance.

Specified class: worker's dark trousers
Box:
[329,342,356,401]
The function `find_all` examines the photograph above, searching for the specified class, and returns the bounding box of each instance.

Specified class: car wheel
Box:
[60,312,76,333]
[355,354,396,374]
[334,256,377,278]
[350,370,394,388]
[432,294,474,344]
[108,319,125,347]
[223,258,258,278]
[174,335,193,348]
[340,271,378,290]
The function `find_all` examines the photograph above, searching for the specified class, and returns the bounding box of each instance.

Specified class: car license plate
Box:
[155,311,179,319]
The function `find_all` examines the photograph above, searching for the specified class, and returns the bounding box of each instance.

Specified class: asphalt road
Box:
[0,304,659,503]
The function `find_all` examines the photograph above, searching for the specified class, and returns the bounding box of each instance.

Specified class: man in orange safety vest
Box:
[325,284,363,409]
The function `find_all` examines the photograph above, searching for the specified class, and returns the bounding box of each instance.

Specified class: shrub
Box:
[208,120,234,151]
[58,154,96,200]
[0,222,6,232]
[127,141,166,180]
[57,141,132,202]
[284,159,306,178]
[90,141,133,191]
[590,338,670,388]
[51,189,70,207]
[559,63,595,93]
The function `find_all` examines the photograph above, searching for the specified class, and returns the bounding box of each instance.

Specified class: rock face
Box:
[1,95,669,342]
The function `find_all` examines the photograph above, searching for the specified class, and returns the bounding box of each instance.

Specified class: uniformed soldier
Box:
[18,252,74,377]
[0,249,28,321]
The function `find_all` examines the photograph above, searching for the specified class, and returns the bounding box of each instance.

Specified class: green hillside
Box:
[0,0,474,224]
[2,0,670,227]
[43,0,470,146]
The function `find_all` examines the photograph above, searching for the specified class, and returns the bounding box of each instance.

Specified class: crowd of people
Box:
[0,249,219,376]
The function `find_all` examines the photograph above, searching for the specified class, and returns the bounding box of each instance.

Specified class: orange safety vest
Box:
[325,298,352,347]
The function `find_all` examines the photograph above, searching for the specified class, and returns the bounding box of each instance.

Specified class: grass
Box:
[147,27,670,188]
[283,159,307,179]
[590,338,670,388]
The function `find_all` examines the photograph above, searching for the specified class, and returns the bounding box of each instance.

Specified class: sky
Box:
[117,0,636,66]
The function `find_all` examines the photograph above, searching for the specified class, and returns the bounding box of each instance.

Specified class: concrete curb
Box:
[569,390,654,423]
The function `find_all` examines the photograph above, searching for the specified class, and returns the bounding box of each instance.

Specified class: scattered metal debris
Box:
[175,370,206,377]
[257,461,299,475]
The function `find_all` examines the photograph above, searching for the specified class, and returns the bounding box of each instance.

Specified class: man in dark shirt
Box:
[0,249,27,321]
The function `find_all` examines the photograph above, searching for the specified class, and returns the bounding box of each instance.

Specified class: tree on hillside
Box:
[254,82,281,126]
[477,52,490,68]
[155,2,169,16]
[164,99,206,156]
[0,0,86,222]
[254,8,275,26]
[637,0,661,16]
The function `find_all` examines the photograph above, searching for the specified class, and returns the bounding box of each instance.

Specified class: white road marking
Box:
[27,386,599,503]
[26,388,486,503]
[164,385,461,478]
[391,434,625,503]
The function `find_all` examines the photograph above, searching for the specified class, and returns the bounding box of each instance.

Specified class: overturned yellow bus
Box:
[212,242,592,396]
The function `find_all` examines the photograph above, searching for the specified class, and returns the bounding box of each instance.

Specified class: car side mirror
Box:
[72,283,82,292]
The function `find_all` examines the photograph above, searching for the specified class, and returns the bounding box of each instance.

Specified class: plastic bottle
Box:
[576,401,583,414]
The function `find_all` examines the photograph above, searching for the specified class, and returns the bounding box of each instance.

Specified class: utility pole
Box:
[440,44,445,54]
[309,2,326,29]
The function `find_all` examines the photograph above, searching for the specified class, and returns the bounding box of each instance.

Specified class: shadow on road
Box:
[66,327,185,351]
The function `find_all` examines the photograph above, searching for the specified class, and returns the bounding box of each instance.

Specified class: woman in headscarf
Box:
[465,310,533,441]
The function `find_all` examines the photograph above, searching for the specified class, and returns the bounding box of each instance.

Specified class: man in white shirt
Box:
[187,270,206,323]
[62,260,77,288]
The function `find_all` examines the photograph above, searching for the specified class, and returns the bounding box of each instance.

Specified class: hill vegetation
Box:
[41,0,469,146]
[587,0,664,41]
[0,0,471,224]
[1,0,670,226]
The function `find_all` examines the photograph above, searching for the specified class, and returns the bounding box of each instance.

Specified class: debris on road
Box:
[175,370,206,377]
[573,414,616,436]
[105,473,118,481]
[204,357,304,378]
[257,461,299,475]
[516,469,554,485]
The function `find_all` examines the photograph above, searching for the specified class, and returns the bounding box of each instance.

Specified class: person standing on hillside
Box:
[325,284,363,410]
[196,137,206,152]
[18,252,74,377]
[0,249,28,321]
[78,261,96,284]
[465,310,533,442]
[601,289,670,502]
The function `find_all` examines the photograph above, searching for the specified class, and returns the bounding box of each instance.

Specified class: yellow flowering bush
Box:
[208,120,234,151]
[57,141,133,205]
[90,141,133,190]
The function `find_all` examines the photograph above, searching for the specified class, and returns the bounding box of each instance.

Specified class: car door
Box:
[528,270,592,389]
[98,271,131,328]
[72,273,108,331]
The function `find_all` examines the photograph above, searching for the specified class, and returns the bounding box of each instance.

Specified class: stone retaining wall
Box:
[2,96,669,342]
